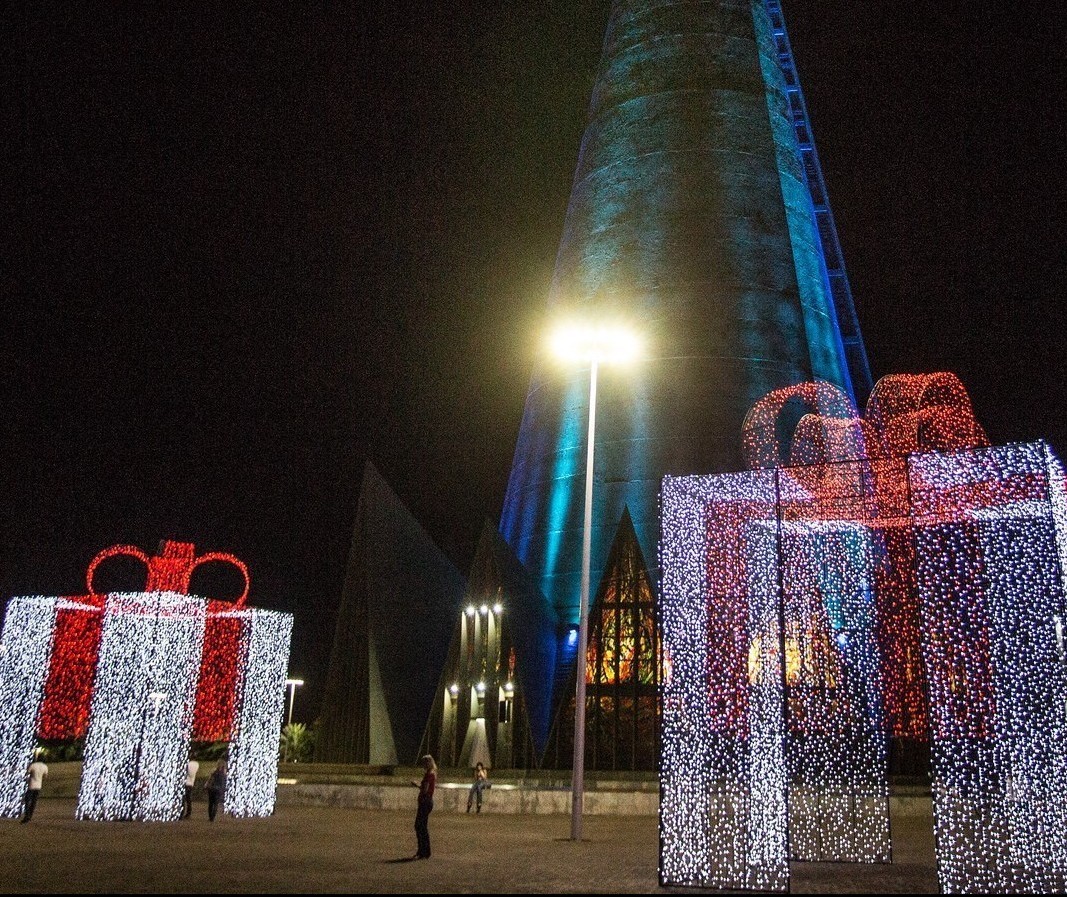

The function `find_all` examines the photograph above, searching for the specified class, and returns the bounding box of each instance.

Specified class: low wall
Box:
[39,762,932,818]
[276,780,930,818]
[276,780,659,815]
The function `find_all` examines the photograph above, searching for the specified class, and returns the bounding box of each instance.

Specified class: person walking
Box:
[411,754,437,859]
[20,754,48,824]
[183,755,199,819]
[466,762,490,813]
[205,757,227,822]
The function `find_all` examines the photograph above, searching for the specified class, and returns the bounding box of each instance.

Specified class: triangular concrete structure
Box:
[317,462,465,765]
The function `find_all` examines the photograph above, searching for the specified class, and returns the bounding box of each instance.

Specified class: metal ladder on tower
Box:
[763,0,874,405]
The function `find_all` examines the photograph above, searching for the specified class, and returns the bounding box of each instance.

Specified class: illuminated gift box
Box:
[0,541,292,822]
[660,374,1067,893]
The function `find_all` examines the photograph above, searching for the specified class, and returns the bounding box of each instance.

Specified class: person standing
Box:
[183,755,199,819]
[21,754,48,824]
[205,757,227,822]
[466,762,490,813]
[411,754,437,859]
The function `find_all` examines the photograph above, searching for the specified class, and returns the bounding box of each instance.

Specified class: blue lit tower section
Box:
[501,2,871,651]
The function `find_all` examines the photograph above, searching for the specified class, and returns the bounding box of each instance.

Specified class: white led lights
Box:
[0,597,59,818]
[777,463,890,865]
[0,558,294,827]
[662,440,1067,893]
[227,609,292,818]
[666,368,1066,891]
[910,443,1067,893]
[73,597,293,823]
[660,469,789,891]
[661,463,892,891]
[77,592,206,822]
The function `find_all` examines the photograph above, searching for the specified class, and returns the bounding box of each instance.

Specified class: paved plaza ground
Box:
[1,797,937,893]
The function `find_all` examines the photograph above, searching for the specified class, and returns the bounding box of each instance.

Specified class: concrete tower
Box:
[501,0,871,652]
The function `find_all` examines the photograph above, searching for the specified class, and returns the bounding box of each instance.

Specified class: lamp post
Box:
[284,678,304,728]
[550,322,641,842]
[282,678,304,764]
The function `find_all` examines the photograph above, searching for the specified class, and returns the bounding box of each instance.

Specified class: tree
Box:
[279,722,315,763]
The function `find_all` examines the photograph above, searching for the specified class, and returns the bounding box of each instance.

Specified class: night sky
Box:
[6,1,1065,721]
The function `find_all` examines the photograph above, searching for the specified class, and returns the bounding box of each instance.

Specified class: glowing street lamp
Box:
[549,320,642,842]
[284,677,304,728]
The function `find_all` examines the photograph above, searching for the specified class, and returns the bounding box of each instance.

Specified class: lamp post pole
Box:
[570,357,598,842]
[285,678,303,728]
[548,321,640,843]
[283,678,303,764]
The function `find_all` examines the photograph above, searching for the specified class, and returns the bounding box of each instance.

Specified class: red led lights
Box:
[738,373,994,740]
[38,541,251,743]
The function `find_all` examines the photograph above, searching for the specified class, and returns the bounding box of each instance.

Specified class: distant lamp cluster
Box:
[0,541,292,822]
[661,374,1067,892]
[422,591,534,770]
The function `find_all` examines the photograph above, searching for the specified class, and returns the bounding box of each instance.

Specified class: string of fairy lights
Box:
[0,543,293,824]
[661,466,891,891]
[660,469,790,892]
[77,592,207,822]
[911,443,1067,893]
[778,515,890,864]
[38,595,104,740]
[226,609,292,818]
[0,597,59,818]
[663,373,1067,892]
[193,611,244,742]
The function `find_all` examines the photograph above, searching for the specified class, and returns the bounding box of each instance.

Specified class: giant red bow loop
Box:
[737,372,993,742]
[41,540,252,743]
[742,372,988,470]
[86,540,249,606]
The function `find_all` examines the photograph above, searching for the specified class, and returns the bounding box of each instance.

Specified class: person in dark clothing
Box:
[411,754,437,859]
[205,757,227,822]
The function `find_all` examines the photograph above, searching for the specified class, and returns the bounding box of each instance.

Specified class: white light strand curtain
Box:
[777,462,890,864]
[660,470,789,892]
[912,443,1067,893]
[227,609,292,817]
[0,597,58,817]
[77,592,206,822]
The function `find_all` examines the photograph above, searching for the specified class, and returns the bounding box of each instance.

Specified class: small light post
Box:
[549,321,642,842]
[284,678,304,728]
[282,678,304,764]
